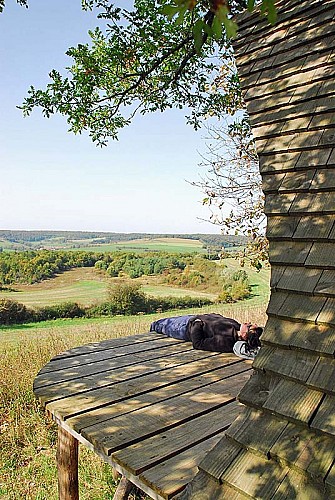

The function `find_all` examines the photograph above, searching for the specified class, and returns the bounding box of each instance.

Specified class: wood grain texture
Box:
[112,403,241,476]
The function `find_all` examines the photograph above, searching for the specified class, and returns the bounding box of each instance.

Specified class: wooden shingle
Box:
[253,346,318,383]
[261,317,335,356]
[221,448,289,498]
[268,240,312,265]
[292,215,334,240]
[271,469,327,499]
[276,294,327,323]
[198,437,242,483]
[262,379,323,424]
[314,269,335,295]
[316,298,335,326]
[275,266,322,294]
[307,357,335,394]
[259,151,301,173]
[266,216,300,239]
[310,394,335,437]
[270,422,335,481]
[305,242,335,267]
[225,407,287,457]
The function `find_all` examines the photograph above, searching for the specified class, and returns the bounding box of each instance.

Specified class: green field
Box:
[0,258,270,308]
[67,237,207,254]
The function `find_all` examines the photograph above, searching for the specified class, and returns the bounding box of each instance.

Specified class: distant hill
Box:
[0,230,246,252]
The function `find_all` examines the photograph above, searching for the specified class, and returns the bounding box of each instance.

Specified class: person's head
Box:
[247,324,263,348]
[239,322,263,348]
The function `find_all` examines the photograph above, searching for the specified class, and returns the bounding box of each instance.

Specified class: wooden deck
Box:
[33,332,252,499]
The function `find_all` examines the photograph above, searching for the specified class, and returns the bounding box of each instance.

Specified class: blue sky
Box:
[0,0,222,234]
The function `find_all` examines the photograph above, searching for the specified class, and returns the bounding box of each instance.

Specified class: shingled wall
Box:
[178,0,335,498]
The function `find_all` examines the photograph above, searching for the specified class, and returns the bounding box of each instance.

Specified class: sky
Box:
[0,0,223,235]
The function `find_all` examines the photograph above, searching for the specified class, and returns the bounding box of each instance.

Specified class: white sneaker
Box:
[233,341,260,360]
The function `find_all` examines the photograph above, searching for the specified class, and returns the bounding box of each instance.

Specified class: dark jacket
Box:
[185,313,241,353]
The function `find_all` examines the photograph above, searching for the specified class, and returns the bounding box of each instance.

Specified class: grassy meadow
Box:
[0,249,270,499]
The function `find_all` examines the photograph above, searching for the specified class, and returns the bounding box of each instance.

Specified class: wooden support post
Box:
[112,468,121,482]
[113,476,134,500]
[57,426,79,500]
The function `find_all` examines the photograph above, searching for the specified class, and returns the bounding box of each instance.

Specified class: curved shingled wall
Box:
[179,0,335,497]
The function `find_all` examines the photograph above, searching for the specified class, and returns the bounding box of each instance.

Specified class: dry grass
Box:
[0,303,268,499]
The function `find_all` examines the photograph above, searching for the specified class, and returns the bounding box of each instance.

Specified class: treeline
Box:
[0,230,246,248]
[0,250,98,285]
[0,283,212,325]
[0,250,193,285]
[95,253,188,278]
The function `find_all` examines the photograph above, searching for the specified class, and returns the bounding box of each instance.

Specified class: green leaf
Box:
[247,0,256,12]
[223,17,238,39]
[267,0,277,24]
[192,19,204,53]
[212,16,223,41]
[161,4,180,20]
[261,0,277,25]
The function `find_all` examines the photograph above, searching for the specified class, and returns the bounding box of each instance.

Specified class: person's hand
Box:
[239,322,251,340]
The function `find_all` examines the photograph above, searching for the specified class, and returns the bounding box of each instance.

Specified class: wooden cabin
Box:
[178,0,335,498]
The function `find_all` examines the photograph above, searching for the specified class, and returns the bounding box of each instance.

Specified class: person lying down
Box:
[150,313,263,360]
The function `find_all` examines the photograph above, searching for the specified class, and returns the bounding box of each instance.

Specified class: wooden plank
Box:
[315,270,335,295]
[295,147,333,169]
[328,147,335,165]
[278,170,315,192]
[34,344,194,391]
[225,407,287,457]
[80,373,251,456]
[259,151,301,174]
[53,332,165,359]
[263,379,324,424]
[310,394,335,437]
[317,298,335,326]
[271,469,327,499]
[293,215,334,240]
[261,172,285,193]
[310,169,335,191]
[325,462,335,493]
[34,347,219,400]
[46,360,250,424]
[276,294,327,323]
[266,292,290,316]
[270,421,335,479]
[264,193,296,215]
[244,64,334,102]
[198,436,242,482]
[39,337,183,374]
[251,95,335,127]
[319,128,335,147]
[176,470,248,500]
[305,242,335,267]
[307,356,335,394]
[289,192,335,215]
[276,266,322,294]
[261,317,335,356]
[266,216,300,239]
[221,448,289,499]
[253,346,318,384]
[270,266,287,289]
[138,433,224,499]
[112,402,241,475]
[238,370,280,410]
[268,241,312,264]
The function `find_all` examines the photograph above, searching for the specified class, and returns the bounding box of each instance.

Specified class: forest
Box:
[0,248,252,324]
